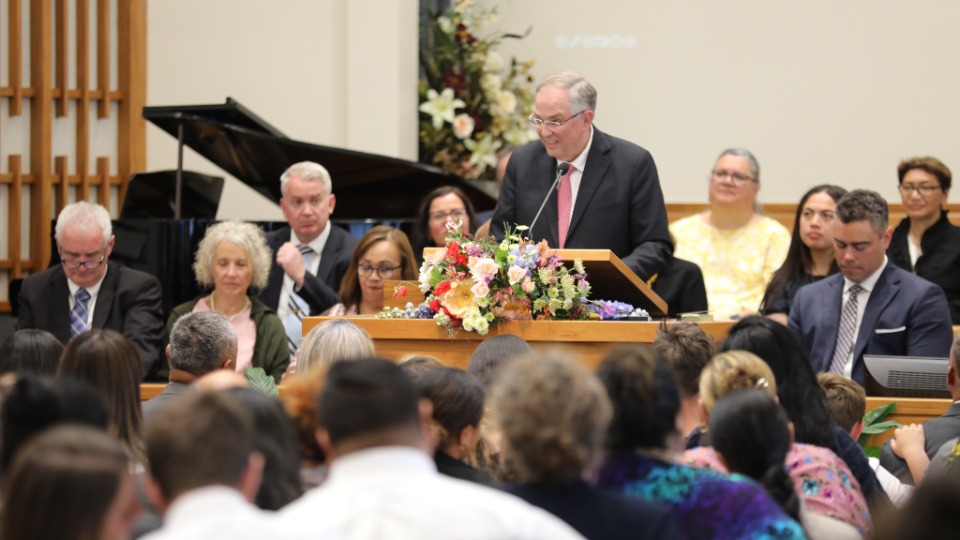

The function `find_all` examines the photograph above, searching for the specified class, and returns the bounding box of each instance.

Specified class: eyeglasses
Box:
[358,265,401,278]
[898,184,941,195]
[528,110,584,130]
[429,209,466,223]
[60,254,106,269]
[711,170,756,184]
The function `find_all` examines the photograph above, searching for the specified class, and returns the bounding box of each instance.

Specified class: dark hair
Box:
[720,316,839,452]
[596,346,681,452]
[416,368,484,446]
[411,186,478,257]
[651,323,715,398]
[709,390,801,522]
[318,359,422,447]
[398,355,446,384]
[1,376,109,475]
[2,425,131,540]
[0,330,64,376]
[898,156,952,191]
[338,226,418,311]
[835,189,888,235]
[761,185,847,313]
[145,391,254,502]
[467,334,533,389]
[57,330,145,463]
[225,388,303,509]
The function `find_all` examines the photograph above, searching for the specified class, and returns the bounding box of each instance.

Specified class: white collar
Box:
[326,446,435,482]
[66,266,108,298]
[291,222,331,255]
[163,485,253,526]
[556,125,594,173]
[843,256,888,294]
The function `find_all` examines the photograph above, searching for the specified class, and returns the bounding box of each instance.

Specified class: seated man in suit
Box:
[142,311,237,423]
[879,332,960,485]
[17,201,163,377]
[490,71,672,281]
[789,189,953,386]
[259,161,357,354]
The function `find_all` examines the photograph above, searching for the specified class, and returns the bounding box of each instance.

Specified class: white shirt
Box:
[66,271,107,331]
[276,224,331,319]
[839,257,888,378]
[556,126,595,223]
[278,446,585,540]
[868,456,913,507]
[140,486,319,540]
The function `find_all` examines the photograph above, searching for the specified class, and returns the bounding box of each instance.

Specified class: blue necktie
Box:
[70,288,91,338]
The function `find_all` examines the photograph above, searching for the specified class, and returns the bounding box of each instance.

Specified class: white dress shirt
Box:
[276,224,331,320]
[839,257,888,378]
[555,126,595,219]
[278,446,585,540]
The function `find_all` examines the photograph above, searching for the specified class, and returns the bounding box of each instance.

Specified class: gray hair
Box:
[835,189,889,235]
[296,320,375,374]
[193,221,271,291]
[169,311,238,376]
[55,202,112,245]
[280,161,332,197]
[536,71,597,114]
[717,148,761,184]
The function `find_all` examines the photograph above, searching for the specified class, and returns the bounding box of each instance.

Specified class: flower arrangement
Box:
[418,0,537,181]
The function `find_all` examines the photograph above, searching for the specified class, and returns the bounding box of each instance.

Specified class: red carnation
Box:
[434,280,452,296]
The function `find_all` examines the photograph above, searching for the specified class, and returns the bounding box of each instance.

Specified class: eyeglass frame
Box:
[428,208,467,223]
[357,264,402,278]
[528,110,585,130]
[898,183,942,196]
[59,250,106,269]
[711,170,756,184]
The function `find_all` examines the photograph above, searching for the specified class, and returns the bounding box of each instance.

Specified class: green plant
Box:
[858,401,902,458]
[243,367,279,398]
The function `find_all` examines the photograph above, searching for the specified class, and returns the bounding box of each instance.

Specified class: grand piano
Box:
[93,98,497,316]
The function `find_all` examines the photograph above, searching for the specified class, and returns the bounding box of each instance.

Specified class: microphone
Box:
[528,162,570,239]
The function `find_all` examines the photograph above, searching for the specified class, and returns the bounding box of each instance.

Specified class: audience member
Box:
[278,358,585,539]
[592,346,805,539]
[493,351,679,540]
[260,161,357,353]
[651,322,714,441]
[670,148,790,319]
[195,369,250,392]
[16,201,163,375]
[761,184,847,323]
[278,370,329,489]
[293,319,375,375]
[818,371,912,504]
[789,189,953,385]
[324,226,418,316]
[142,392,311,540]
[412,186,478,263]
[417,367,491,485]
[870,475,960,540]
[397,355,446,383]
[161,221,289,383]
[888,156,960,324]
[2,425,139,540]
[0,329,64,376]
[466,334,532,389]
[58,329,146,464]
[143,311,237,422]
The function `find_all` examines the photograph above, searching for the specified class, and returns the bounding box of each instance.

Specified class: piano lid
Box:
[143,98,496,217]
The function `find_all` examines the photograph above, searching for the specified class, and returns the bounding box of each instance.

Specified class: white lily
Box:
[419,88,465,129]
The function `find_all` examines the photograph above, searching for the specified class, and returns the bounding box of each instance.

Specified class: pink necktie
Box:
[557,164,575,248]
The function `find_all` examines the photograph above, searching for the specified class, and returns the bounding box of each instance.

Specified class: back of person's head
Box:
[721,316,838,451]
[467,334,532,389]
[416,368,484,448]
[319,358,422,451]
[596,346,681,452]
[278,371,327,466]
[297,319,375,374]
[490,351,611,484]
[145,391,256,503]
[398,355,446,384]
[652,323,715,398]
[709,390,800,521]
[817,372,866,433]
[699,350,778,413]
[2,425,135,540]
[871,474,960,540]
[1,375,109,475]
[0,329,64,376]
[224,387,303,510]
[58,329,144,461]
[168,311,238,375]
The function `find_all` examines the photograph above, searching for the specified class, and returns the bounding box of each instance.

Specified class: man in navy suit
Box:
[259,162,357,352]
[789,189,953,386]
[490,71,672,281]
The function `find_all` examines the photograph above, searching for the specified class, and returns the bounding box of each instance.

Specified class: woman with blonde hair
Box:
[293,319,375,375]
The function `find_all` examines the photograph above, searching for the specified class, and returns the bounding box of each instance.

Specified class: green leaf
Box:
[863,401,897,426]
[859,420,903,435]
[863,446,881,459]
[244,367,278,398]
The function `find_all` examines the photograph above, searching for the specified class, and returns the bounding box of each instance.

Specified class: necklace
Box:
[208,293,250,319]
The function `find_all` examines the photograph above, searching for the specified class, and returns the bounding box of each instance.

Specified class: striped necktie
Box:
[70,288,91,338]
[286,245,315,354]
[829,284,862,374]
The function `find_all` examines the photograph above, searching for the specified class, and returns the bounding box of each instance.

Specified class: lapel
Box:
[567,128,612,240]
[943,402,960,417]
[820,275,844,372]
[854,265,898,360]
[49,268,73,342]
[92,263,119,329]
[531,152,560,246]
[316,226,342,282]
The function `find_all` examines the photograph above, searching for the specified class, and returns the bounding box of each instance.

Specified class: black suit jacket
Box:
[16,261,163,376]
[490,127,672,280]
[259,225,357,316]
[888,211,960,324]
[879,401,960,485]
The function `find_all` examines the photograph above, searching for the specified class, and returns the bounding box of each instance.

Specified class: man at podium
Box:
[490,71,672,281]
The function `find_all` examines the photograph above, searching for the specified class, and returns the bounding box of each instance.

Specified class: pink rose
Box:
[471,281,490,298]
[507,265,527,285]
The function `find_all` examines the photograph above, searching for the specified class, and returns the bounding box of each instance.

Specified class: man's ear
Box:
[418,398,437,452]
[316,428,336,463]
[698,397,709,426]
[787,421,796,444]
[850,420,864,441]
[105,234,116,256]
[144,474,170,515]
[238,451,265,503]
[221,356,236,371]
[165,345,171,367]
